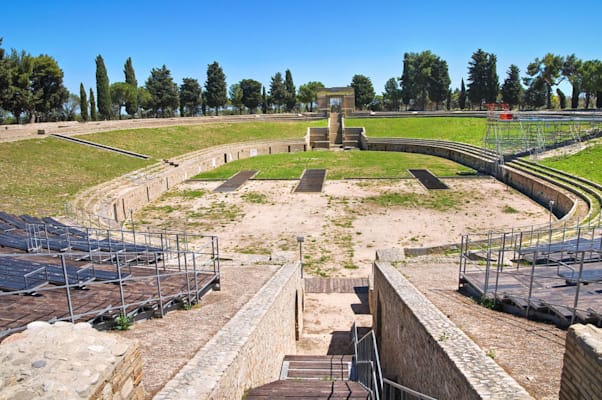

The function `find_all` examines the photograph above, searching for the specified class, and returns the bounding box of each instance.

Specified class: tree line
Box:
[386,49,602,112]
[1,36,601,123]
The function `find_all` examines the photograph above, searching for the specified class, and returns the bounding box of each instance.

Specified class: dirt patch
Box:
[137,177,550,279]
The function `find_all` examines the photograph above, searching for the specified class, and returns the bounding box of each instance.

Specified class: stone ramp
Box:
[409,169,448,190]
[213,170,258,192]
[295,169,326,193]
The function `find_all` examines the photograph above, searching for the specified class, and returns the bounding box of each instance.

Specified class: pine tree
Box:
[500,65,523,110]
[204,61,227,115]
[269,72,286,112]
[146,65,179,117]
[350,75,375,110]
[124,57,138,116]
[284,69,296,112]
[459,79,467,110]
[95,55,111,119]
[79,83,89,121]
[89,88,97,121]
[467,49,499,109]
[179,78,202,117]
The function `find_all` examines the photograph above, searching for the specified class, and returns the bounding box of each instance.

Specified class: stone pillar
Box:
[559,324,602,400]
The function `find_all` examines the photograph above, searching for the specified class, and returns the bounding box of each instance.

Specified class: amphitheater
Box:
[1,111,601,400]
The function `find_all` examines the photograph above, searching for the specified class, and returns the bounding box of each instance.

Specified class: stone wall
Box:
[372,261,532,400]
[559,324,602,400]
[154,262,304,399]
[80,139,306,222]
[361,137,496,174]
[0,321,144,400]
[500,165,577,219]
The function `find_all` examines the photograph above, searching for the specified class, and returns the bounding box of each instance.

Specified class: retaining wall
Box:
[499,166,575,219]
[98,140,306,221]
[153,262,304,400]
[360,137,495,174]
[372,261,532,399]
[559,324,602,400]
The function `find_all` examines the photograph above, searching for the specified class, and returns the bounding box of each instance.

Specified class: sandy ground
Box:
[296,293,373,355]
[138,177,550,278]
[132,176,564,398]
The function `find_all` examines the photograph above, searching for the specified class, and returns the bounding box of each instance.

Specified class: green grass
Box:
[0,138,150,215]
[345,117,486,146]
[193,151,473,179]
[241,191,268,204]
[539,144,602,185]
[77,120,326,159]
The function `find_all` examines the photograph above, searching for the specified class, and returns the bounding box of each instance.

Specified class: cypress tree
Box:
[79,83,89,121]
[95,55,111,119]
[261,86,268,114]
[284,69,296,112]
[459,79,467,110]
[124,57,138,116]
[89,88,97,121]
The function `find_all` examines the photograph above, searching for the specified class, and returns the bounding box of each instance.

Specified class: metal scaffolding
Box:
[482,105,602,160]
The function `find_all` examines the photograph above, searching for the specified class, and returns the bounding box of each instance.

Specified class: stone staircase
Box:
[329,112,342,147]
[245,354,369,399]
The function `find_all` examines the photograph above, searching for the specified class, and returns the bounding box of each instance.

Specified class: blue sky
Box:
[2,0,600,96]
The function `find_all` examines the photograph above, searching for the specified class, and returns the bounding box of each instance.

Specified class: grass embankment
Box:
[0,138,149,215]
[194,150,473,180]
[79,120,326,159]
[0,121,323,215]
[539,144,602,185]
[346,117,486,146]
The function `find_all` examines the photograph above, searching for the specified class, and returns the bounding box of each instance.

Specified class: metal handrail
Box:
[351,322,438,400]
[382,378,438,400]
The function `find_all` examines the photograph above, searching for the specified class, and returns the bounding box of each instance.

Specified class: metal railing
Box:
[351,322,437,400]
[459,225,602,327]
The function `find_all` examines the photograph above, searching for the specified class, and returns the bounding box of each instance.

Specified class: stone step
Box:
[281,355,353,381]
[245,380,370,399]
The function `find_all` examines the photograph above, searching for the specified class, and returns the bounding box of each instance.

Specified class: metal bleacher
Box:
[459,225,602,328]
[0,212,221,339]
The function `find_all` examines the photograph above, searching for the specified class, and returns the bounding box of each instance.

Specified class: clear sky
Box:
[2,0,600,96]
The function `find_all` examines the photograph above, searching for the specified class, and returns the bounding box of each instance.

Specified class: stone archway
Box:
[317,87,355,116]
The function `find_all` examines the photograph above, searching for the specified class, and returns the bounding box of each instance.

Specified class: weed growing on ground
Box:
[241,191,268,204]
[502,205,519,213]
[113,313,133,330]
